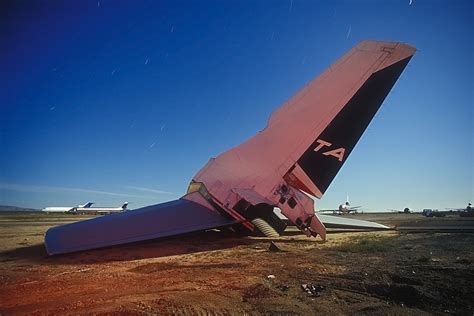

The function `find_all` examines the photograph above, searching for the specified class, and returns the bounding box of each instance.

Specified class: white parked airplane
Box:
[42,202,94,213]
[318,197,362,215]
[75,202,128,215]
[336,202,362,215]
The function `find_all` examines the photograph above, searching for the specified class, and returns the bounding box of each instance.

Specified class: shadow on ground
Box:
[0,230,259,265]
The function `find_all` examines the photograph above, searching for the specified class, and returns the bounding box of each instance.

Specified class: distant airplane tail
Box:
[80,202,94,208]
[121,202,129,209]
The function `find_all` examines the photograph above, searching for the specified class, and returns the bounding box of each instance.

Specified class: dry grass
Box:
[332,236,396,253]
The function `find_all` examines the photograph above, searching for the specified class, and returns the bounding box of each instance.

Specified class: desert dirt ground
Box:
[0,212,473,315]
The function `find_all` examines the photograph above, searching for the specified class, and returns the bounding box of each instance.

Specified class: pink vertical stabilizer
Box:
[186,40,416,239]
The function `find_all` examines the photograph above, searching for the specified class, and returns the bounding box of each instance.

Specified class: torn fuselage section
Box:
[183,180,326,240]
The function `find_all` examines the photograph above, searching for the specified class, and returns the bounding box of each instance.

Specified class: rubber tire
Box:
[251,218,280,238]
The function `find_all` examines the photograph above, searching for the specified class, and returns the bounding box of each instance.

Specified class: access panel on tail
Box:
[44,40,414,255]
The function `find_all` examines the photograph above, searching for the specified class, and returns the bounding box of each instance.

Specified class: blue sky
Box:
[0,0,472,211]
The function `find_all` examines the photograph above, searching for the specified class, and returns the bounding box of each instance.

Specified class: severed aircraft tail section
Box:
[191,40,415,239]
[44,40,415,255]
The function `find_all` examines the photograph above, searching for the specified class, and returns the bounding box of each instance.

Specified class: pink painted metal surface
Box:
[188,40,416,239]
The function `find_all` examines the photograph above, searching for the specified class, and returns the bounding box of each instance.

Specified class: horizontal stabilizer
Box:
[318,214,390,230]
[45,199,237,255]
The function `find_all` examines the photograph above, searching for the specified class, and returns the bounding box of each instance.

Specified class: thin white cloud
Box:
[0,182,155,199]
[346,25,352,39]
[127,186,174,195]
